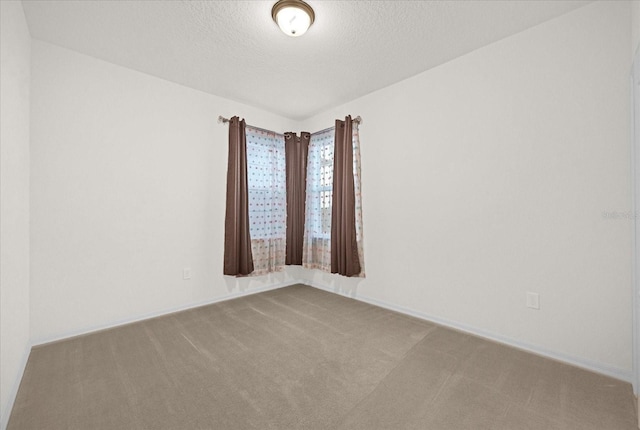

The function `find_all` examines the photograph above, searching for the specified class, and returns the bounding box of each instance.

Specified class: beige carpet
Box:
[8,284,637,429]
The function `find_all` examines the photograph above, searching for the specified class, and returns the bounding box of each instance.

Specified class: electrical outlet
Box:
[183,268,191,280]
[526,292,540,310]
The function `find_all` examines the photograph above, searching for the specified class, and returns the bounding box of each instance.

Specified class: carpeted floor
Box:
[7,284,637,429]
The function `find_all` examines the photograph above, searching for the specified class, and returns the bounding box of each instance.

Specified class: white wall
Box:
[302,1,633,379]
[632,0,640,408]
[632,0,639,58]
[30,40,301,344]
[0,1,31,427]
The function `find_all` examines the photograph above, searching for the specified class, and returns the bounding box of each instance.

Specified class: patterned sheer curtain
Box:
[302,121,364,276]
[246,126,287,275]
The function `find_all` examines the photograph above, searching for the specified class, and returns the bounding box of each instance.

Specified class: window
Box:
[305,129,334,240]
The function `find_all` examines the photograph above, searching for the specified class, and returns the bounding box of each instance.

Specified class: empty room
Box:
[2,0,640,429]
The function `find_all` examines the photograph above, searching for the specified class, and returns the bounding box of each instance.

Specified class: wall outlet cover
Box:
[526,292,540,310]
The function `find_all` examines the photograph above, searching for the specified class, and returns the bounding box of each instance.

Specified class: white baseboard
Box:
[305,281,634,384]
[1,343,31,430]
[32,280,302,347]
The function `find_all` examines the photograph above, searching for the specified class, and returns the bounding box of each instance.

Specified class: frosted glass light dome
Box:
[272,0,315,37]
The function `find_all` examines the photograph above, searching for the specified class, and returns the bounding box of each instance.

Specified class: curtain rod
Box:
[217,116,283,136]
[310,116,362,137]
[217,115,362,135]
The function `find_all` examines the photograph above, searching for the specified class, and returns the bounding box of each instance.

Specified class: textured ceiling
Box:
[22,0,591,120]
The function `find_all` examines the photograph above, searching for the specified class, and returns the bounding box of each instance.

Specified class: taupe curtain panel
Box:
[284,132,310,265]
[223,117,254,276]
[331,116,361,277]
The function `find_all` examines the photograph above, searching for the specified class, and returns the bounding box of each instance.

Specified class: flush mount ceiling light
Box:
[271,0,315,37]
